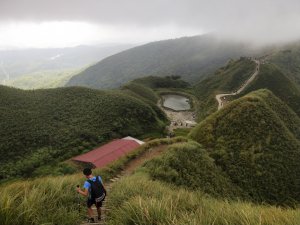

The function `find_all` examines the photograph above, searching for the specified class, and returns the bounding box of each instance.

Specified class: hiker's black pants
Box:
[87,198,103,208]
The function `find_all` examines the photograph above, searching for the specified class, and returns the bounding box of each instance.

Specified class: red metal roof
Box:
[72,139,140,168]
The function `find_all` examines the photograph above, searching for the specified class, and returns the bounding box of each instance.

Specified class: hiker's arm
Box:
[76,187,88,196]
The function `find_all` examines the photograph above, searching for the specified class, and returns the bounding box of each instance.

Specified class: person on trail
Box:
[76,168,106,223]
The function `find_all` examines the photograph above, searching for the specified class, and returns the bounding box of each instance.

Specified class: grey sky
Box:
[0,0,300,48]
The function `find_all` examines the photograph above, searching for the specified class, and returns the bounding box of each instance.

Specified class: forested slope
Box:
[0,85,167,179]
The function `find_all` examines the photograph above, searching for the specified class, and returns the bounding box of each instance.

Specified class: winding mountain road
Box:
[215,59,260,110]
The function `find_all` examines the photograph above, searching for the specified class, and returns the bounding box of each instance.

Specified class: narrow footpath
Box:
[81,145,168,225]
[215,59,260,110]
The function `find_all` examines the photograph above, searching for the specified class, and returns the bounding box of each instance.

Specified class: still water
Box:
[162,94,191,111]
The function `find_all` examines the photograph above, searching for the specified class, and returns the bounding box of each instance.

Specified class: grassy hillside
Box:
[132,75,190,89]
[0,85,167,179]
[144,142,245,198]
[1,137,299,225]
[5,68,79,89]
[194,58,300,120]
[122,82,159,103]
[107,173,300,225]
[193,58,256,120]
[67,34,261,89]
[0,138,185,225]
[240,63,300,116]
[269,45,300,85]
[190,89,300,205]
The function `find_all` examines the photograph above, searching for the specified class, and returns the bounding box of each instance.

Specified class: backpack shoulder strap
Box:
[96,176,102,183]
[87,179,93,184]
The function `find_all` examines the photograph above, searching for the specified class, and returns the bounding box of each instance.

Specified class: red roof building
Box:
[72,137,143,168]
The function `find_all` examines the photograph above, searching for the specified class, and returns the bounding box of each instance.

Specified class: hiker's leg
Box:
[96,201,102,220]
[96,207,101,220]
[86,199,94,219]
[87,207,93,217]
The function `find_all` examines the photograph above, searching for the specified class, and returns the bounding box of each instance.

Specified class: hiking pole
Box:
[77,185,81,213]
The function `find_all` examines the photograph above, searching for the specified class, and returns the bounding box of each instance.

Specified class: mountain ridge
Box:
[67,34,261,89]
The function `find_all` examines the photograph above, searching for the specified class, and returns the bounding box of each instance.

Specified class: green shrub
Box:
[190,89,300,205]
[144,142,244,198]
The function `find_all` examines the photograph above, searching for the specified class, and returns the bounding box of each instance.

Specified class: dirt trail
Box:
[81,145,168,225]
[215,59,260,110]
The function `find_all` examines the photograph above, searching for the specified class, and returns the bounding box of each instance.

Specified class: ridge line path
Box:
[81,145,168,225]
[215,59,260,110]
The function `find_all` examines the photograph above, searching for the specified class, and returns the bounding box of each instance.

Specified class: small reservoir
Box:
[161,94,191,111]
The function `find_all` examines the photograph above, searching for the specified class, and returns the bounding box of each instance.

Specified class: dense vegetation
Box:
[0,85,167,179]
[190,89,300,205]
[122,82,159,103]
[240,63,300,116]
[67,34,261,89]
[194,57,300,120]
[269,45,300,85]
[144,142,244,198]
[3,39,300,225]
[107,173,300,225]
[193,58,256,120]
[5,69,79,89]
[2,137,299,225]
[132,75,190,89]
[0,138,186,225]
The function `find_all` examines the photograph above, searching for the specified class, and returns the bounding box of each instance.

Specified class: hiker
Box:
[76,168,106,223]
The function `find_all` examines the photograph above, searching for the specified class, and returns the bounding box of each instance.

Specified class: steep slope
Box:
[122,82,159,103]
[67,35,259,89]
[240,63,300,116]
[2,137,299,225]
[0,85,167,179]
[194,58,300,120]
[132,75,190,89]
[269,44,300,85]
[144,142,245,198]
[121,83,167,129]
[194,58,256,119]
[189,89,300,205]
[215,60,260,110]
[107,174,300,225]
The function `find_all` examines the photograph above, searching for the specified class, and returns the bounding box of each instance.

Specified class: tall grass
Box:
[0,175,81,225]
[0,137,187,225]
[107,173,300,225]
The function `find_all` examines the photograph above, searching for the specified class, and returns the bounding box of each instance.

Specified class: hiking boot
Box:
[88,217,96,223]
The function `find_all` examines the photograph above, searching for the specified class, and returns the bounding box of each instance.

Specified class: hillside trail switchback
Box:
[215,59,260,110]
[80,144,168,225]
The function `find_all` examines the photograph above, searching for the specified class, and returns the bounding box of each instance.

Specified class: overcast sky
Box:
[0,0,300,49]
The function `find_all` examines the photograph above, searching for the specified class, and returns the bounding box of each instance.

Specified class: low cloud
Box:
[0,0,300,46]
